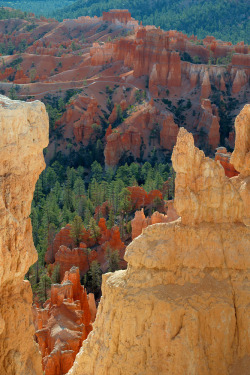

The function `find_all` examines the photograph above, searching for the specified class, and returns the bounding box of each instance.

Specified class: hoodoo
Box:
[68,105,250,375]
[0,96,49,374]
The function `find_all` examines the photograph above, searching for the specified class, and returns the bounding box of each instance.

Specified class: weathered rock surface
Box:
[68,105,250,375]
[0,95,49,375]
[34,267,94,375]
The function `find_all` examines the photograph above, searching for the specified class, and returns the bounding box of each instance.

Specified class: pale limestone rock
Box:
[230,104,250,225]
[231,104,250,177]
[172,127,245,225]
[67,106,250,375]
[0,95,49,375]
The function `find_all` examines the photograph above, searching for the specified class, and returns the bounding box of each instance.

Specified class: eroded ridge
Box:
[68,105,250,375]
[0,95,49,375]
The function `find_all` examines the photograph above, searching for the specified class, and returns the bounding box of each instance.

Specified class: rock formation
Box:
[198,99,220,150]
[55,245,98,280]
[131,202,179,239]
[215,147,239,178]
[104,102,179,167]
[1,12,248,169]
[68,105,250,375]
[46,219,125,279]
[160,114,179,150]
[200,70,211,99]
[131,209,150,240]
[33,267,94,375]
[232,70,248,94]
[0,95,49,374]
[102,10,134,25]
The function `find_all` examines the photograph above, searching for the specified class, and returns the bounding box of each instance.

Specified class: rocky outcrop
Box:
[160,114,179,150]
[68,105,250,375]
[232,70,248,94]
[102,10,134,25]
[0,95,49,374]
[215,147,239,178]
[104,102,179,167]
[230,105,250,225]
[48,219,125,279]
[73,98,101,145]
[55,244,98,280]
[45,224,74,264]
[34,267,94,375]
[198,99,220,150]
[131,209,150,240]
[230,105,250,176]
[104,127,141,167]
[131,203,179,239]
[200,70,211,99]
[173,128,246,225]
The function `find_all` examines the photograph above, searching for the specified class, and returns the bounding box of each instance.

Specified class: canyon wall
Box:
[0,95,49,374]
[68,105,250,375]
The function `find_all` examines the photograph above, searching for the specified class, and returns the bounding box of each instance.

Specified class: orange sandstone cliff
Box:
[0,95,49,374]
[67,105,250,375]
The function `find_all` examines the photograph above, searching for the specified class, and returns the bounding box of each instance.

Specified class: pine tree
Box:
[84,207,91,227]
[70,215,84,247]
[38,273,52,304]
[89,261,102,295]
[106,247,120,272]
[107,208,115,229]
[51,264,61,284]
[88,217,100,241]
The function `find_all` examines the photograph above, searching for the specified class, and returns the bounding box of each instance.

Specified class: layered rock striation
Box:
[68,105,250,375]
[0,95,49,374]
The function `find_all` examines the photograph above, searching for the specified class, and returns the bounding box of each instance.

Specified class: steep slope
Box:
[68,105,250,375]
[0,96,49,375]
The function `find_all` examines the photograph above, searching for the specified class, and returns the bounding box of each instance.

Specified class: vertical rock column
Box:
[0,96,49,375]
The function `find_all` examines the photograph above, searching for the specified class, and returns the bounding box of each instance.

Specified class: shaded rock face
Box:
[197,99,220,150]
[104,102,179,168]
[68,105,250,375]
[33,267,94,375]
[0,95,49,375]
[215,147,239,178]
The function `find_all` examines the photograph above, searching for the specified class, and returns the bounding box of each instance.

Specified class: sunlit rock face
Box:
[67,105,250,375]
[0,95,49,374]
